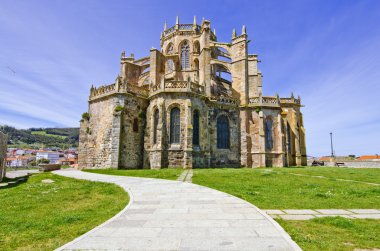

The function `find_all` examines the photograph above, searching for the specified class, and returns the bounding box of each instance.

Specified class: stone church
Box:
[78,17,307,169]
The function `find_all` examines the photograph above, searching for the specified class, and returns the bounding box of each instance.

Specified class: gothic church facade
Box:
[78,17,307,169]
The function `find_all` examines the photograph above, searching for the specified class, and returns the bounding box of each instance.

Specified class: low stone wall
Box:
[39,164,61,172]
[309,161,380,168]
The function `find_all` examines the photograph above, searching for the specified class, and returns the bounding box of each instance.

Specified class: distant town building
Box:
[357,155,380,161]
[36,151,61,164]
[5,156,34,167]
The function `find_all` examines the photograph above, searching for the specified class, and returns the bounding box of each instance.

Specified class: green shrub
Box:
[37,158,50,164]
[81,112,90,121]
[114,105,124,112]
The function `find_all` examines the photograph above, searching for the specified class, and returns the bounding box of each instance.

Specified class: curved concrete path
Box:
[53,169,301,251]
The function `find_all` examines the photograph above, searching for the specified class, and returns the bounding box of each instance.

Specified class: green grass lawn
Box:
[192,167,380,209]
[277,166,380,184]
[0,173,128,251]
[31,130,67,139]
[84,168,183,180]
[277,217,380,251]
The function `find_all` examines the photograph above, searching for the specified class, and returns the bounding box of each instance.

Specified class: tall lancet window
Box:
[181,41,190,70]
[167,59,175,73]
[170,107,180,144]
[217,115,229,149]
[153,109,159,144]
[265,118,273,151]
[193,110,200,146]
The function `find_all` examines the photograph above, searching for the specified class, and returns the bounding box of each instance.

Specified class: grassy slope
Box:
[192,168,380,209]
[277,217,380,251]
[31,130,67,139]
[0,173,129,251]
[84,168,183,180]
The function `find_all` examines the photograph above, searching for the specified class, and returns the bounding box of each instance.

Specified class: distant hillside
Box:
[0,125,79,148]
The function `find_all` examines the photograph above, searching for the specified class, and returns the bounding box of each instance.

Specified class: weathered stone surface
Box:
[78,18,307,169]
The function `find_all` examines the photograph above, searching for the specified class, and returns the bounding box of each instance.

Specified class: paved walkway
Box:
[6,169,40,178]
[53,169,300,251]
[264,209,380,220]
[177,169,193,183]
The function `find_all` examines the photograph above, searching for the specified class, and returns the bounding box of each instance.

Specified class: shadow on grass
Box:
[0,175,29,190]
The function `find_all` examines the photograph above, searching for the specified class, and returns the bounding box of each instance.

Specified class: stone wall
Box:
[321,161,380,168]
[0,131,7,182]
[118,96,148,168]
[78,95,124,169]
[78,93,148,169]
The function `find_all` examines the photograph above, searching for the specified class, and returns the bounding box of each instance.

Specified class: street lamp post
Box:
[330,132,334,158]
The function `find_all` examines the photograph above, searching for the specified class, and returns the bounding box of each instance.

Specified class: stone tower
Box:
[78,17,307,169]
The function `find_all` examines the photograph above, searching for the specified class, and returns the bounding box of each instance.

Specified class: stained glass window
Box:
[265,119,273,150]
[170,107,180,144]
[217,116,229,149]
[181,41,190,70]
[193,110,200,146]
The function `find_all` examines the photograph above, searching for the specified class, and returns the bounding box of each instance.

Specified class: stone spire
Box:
[176,16,179,25]
[164,20,167,30]
[213,28,216,36]
[193,15,196,26]
[232,28,236,39]
[242,25,246,35]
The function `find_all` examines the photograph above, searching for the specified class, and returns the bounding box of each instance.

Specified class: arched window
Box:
[170,107,180,144]
[133,118,138,132]
[167,59,175,73]
[265,118,273,150]
[194,58,199,71]
[153,109,159,144]
[217,116,229,149]
[193,110,200,146]
[181,41,190,70]
[193,41,200,54]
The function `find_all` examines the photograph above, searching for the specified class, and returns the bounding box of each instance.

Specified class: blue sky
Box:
[0,0,379,157]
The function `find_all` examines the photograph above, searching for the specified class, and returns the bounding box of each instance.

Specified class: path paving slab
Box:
[283,209,318,215]
[315,214,353,219]
[316,209,352,215]
[280,214,315,220]
[54,170,301,251]
[351,214,380,219]
[264,209,285,215]
[348,209,380,214]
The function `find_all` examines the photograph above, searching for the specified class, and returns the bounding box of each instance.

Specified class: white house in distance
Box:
[36,151,61,164]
